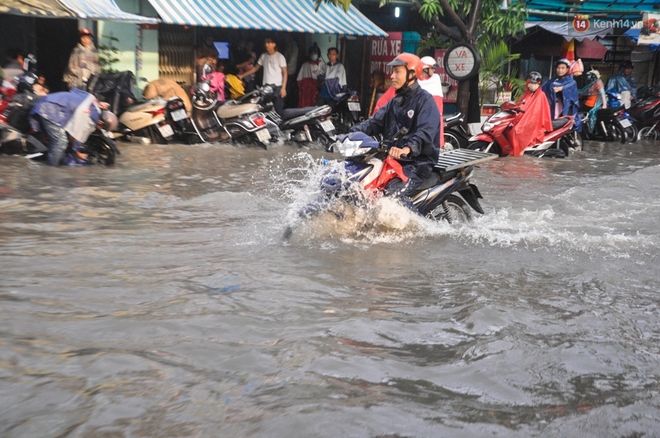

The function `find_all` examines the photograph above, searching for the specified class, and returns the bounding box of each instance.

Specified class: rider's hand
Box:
[389,146,411,159]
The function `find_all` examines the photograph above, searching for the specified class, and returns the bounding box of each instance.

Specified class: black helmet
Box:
[621,60,634,70]
[527,71,542,84]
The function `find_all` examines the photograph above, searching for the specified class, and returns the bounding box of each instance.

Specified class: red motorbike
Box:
[467,101,583,158]
[626,90,660,140]
[0,79,17,125]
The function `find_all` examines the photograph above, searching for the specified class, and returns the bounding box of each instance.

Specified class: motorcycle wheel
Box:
[335,109,355,134]
[637,126,658,141]
[468,140,501,156]
[559,131,583,156]
[427,194,472,224]
[607,124,626,144]
[86,137,115,166]
[624,124,638,143]
[443,128,467,150]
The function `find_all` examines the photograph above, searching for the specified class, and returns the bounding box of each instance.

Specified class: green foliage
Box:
[98,33,120,74]
[478,40,520,111]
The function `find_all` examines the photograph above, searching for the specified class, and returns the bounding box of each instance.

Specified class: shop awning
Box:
[147,0,387,37]
[60,0,159,23]
[524,21,613,42]
[0,0,76,18]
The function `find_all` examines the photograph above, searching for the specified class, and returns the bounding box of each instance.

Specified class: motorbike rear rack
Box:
[435,149,498,172]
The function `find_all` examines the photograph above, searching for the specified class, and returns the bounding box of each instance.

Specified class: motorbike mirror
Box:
[202,64,212,76]
[392,127,409,141]
[139,77,149,83]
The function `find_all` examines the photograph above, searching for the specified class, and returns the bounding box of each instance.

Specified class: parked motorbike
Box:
[442,112,469,150]
[189,79,226,143]
[467,101,582,158]
[237,84,338,148]
[284,130,497,239]
[87,72,194,144]
[581,90,636,144]
[626,90,660,140]
[329,89,362,134]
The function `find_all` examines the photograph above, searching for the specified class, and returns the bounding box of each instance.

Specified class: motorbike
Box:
[0,89,118,165]
[284,130,497,239]
[580,90,636,144]
[87,72,193,145]
[442,112,469,150]
[236,84,338,148]
[467,101,582,158]
[328,89,362,134]
[189,79,226,143]
[626,90,660,140]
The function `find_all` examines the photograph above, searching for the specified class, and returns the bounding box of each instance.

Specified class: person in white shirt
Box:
[239,36,288,114]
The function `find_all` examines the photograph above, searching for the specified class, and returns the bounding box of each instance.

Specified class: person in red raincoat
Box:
[505,71,553,156]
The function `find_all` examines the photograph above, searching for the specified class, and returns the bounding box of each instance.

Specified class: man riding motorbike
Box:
[349,53,440,208]
[542,58,582,132]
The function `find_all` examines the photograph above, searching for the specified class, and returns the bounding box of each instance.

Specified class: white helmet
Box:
[421,56,438,68]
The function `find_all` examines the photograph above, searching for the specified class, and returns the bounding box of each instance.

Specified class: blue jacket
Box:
[30,88,100,137]
[350,82,440,166]
[542,74,582,132]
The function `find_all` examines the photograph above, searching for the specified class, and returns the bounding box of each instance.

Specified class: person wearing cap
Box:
[29,88,110,166]
[349,53,440,208]
[504,71,553,156]
[579,69,607,133]
[542,58,581,132]
[418,55,445,148]
[238,36,287,115]
[606,61,636,108]
[64,28,100,90]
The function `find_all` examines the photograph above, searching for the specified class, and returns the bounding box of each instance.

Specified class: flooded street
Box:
[1,139,660,437]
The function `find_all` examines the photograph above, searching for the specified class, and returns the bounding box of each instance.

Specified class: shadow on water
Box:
[1,140,660,437]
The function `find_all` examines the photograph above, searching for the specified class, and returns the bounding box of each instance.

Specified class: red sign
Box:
[370,32,402,75]
[573,15,590,33]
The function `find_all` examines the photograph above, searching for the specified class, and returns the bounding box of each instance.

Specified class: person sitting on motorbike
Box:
[542,58,582,132]
[349,53,440,209]
[579,69,607,134]
[504,71,553,156]
[29,87,112,166]
[606,61,636,108]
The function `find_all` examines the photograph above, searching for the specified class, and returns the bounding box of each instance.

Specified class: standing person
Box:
[317,46,347,107]
[297,43,324,107]
[542,58,582,132]
[349,53,440,209]
[238,36,287,115]
[282,33,299,108]
[235,40,256,92]
[504,71,553,156]
[606,61,637,108]
[579,69,607,134]
[29,88,112,166]
[64,28,100,90]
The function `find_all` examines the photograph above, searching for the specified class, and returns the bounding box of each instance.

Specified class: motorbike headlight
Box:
[482,122,494,133]
[337,139,371,157]
[200,82,210,93]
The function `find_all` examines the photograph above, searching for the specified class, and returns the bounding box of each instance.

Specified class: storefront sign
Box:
[639,13,660,44]
[370,32,402,74]
[434,49,458,104]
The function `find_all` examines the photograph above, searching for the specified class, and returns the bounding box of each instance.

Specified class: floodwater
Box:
[1,139,660,437]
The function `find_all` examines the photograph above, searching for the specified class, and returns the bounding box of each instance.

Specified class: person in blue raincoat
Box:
[349,53,440,206]
[606,61,636,107]
[30,87,110,166]
[542,58,582,132]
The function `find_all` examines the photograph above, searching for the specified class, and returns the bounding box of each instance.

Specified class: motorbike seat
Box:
[551,118,570,130]
[216,103,260,119]
[281,107,317,120]
[125,99,166,112]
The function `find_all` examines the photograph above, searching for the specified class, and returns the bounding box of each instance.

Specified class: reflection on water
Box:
[1,140,660,437]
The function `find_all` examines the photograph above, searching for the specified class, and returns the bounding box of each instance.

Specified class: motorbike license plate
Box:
[320,120,335,132]
[348,102,361,112]
[158,123,175,138]
[256,128,271,142]
[619,118,632,128]
[171,109,187,122]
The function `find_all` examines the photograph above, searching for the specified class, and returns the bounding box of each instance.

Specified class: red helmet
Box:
[387,53,423,79]
[79,28,93,37]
